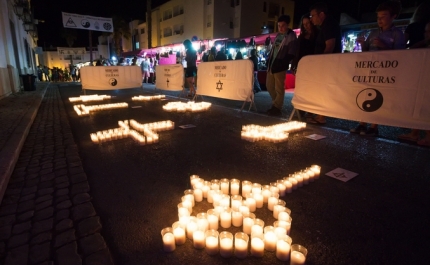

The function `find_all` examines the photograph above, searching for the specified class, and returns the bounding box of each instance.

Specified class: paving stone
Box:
[0,225,12,240]
[29,241,51,264]
[55,188,69,197]
[21,186,37,197]
[56,209,70,222]
[4,188,21,196]
[70,173,87,185]
[17,210,34,222]
[76,217,101,238]
[55,176,69,184]
[30,232,52,245]
[70,182,90,196]
[72,193,91,205]
[0,215,15,227]
[38,188,54,196]
[36,261,54,265]
[7,232,29,249]
[19,193,36,202]
[56,200,72,210]
[32,218,53,235]
[41,162,54,169]
[0,204,17,217]
[25,173,39,180]
[71,203,96,222]
[56,182,69,189]
[33,207,54,222]
[55,196,68,205]
[1,194,20,205]
[56,241,82,265]
[4,244,28,265]
[23,179,39,188]
[79,233,107,256]
[12,221,31,234]
[0,241,5,258]
[17,200,35,213]
[27,166,41,174]
[35,199,53,211]
[54,229,76,248]
[39,168,53,175]
[40,173,55,182]
[38,180,54,190]
[68,166,84,176]
[67,156,81,163]
[83,248,114,265]
[55,219,74,233]
[35,194,53,204]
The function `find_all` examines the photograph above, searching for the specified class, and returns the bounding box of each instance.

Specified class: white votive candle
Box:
[290,250,306,265]
[250,236,264,257]
[241,181,252,197]
[268,194,280,211]
[232,210,243,227]
[246,196,256,212]
[193,188,203,202]
[161,228,176,252]
[172,222,186,245]
[243,213,255,235]
[207,209,219,230]
[219,232,233,258]
[264,226,277,252]
[205,230,219,255]
[186,217,197,239]
[234,232,249,259]
[193,230,205,249]
[230,179,240,195]
[276,235,292,261]
[254,193,264,208]
[220,178,230,194]
[220,208,232,228]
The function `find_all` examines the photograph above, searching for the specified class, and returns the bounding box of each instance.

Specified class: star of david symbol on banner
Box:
[216,80,223,92]
[167,78,170,88]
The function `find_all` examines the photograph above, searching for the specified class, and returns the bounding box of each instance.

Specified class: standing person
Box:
[249,49,262,94]
[307,2,342,124]
[397,21,430,146]
[235,51,243,60]
[215,48,227,61]
[140,57,150,83]
[131,56,138,66]
[350,0,405,136]
[208,47,216,61]
[183,39,197,97]
[70,65,77,82]
[265,15,297,116]
[152,57,158,84]
[291,13,319,72]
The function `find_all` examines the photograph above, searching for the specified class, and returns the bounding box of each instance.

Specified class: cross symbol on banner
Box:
[166,78,169,88]
[216,80,223,92]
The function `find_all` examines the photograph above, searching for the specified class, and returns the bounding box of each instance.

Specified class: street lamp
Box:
[13,0,28,20]
[23,22,35,32]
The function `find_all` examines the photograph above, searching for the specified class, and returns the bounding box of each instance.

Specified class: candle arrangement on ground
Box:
[132,95,166,101]
[162,101,211,112]
[69,94,111,102]
[241,121,307,143]
[90,119,174,144]
[161,165,321,262]
[73,103,128,116]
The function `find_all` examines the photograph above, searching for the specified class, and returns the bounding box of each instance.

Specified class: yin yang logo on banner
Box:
[356,88,384,112]
[109,78,117,86]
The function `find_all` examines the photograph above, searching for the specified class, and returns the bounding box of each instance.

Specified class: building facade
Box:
[0,0,39,98]
[123,0,294,52]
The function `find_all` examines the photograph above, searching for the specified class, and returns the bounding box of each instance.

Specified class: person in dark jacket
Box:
[249,49,262,94]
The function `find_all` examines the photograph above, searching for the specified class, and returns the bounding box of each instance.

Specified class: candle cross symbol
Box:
[216,80,223,92]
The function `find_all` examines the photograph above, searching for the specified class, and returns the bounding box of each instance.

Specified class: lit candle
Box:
[252,183,262,194]
[243,213,255,235]
[220,195,230,208]
[219,232,233,258]
[262,185,272,203]
[193,188,203,202]
[311,164,321,179]
[202,182,211,198]
[241,181,252,197]
[211,179,220,190]
[161,227,176,252]
[232,210,243,227]
[231,195,242,211]
[289,176,298,190]
[177,203,190,217]
[277,180,286,196]
[273,200,286,219]
[246,195,256,212]
[193,230,205,249]
[234,232,249,259]
[301,170,310,185]
[283,179,293,193]
[290,244,307,265]
[197,212,209,232]
[263,226,277,252]
[207,209,219,230]
[172,222,186,245]
[207,190,215,203]
[294,173,304,187]
[275,226,287,239]
[205,230,219,255]
[270,182,280,195]
[254,193,264,208]
[181,196,192,214]
[220,178,230,194]
[212,190,223,207]
[278,211,290,222]
[184,190,195,207]
[186,217,197,239]
[306,167,316,182]
[276,235,292,261]
[250,235,264,257]
[230,179,240,195]
[268,193,280,211]
[220,208,232,228]
[251,218,264,238]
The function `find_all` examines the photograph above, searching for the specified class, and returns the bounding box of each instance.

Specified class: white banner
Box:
[155,64,184,91]
[197,60,253,101]
[62,12,113,32]
[80,66,142,90]
[292,49,430,130]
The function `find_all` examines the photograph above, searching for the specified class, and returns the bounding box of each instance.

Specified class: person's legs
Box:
[273,71,286,110]
[266,71,276,110]
[417,130,430,147]
[253,72,261,93]
[398,129,419,141]
[361,124,378,136]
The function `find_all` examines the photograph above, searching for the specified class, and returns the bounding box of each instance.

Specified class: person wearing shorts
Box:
[183,39,197,97]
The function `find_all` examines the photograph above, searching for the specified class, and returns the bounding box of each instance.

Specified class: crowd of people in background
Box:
[36,65,80,82]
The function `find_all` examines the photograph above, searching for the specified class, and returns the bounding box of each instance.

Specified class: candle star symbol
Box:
[167,78,170,88]
[241,121,306,142]
[216,80,223,92]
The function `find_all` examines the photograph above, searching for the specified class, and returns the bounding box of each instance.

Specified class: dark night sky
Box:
[32,0,424,48]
